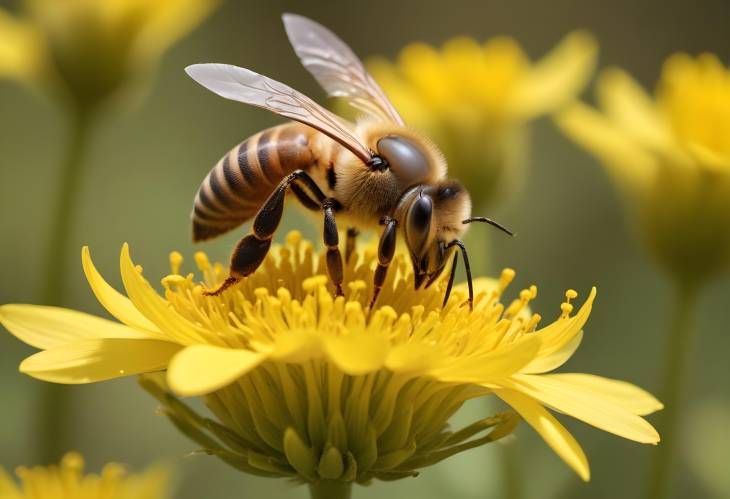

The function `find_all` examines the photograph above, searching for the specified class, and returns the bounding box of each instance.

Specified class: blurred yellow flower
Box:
[0,0,217,109]
[556,53,730,286]
[1,232,660,494]
[366,32,597,208]
[0,452,169,499]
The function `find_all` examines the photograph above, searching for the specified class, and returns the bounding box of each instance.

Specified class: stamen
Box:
[498,269,516,295]
[169,251,184,275]
[561,289,579,319]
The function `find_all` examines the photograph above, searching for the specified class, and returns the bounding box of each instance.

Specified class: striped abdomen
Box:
[192,123,317,242]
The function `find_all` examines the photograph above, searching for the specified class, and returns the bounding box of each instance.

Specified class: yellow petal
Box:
[324,333,389,375]
[20,338,181,384]
[522,331,583,375]
[398,42,452,109]
[555,102,656,194]
[0,304,150,349]
[495,388,590,481]
[119,244,205,344]
[0,466,21,497]
[686,141,730,171]
[507,374,660,444]
[167,344,265,396]
[433,333,540,383]
[82,246,160,334]
[385,342,444,375]
[368,56,435,126]
[134,0,218,62]
[545,373,663,416]
[264,331,322,363]
[521,288,595,374]
[511,30,598,119]
[0,9,42,81]
[597,68,671,150]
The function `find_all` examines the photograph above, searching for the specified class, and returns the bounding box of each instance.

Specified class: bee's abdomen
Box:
[192,124,315,242]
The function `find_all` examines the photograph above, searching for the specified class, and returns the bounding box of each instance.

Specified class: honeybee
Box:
[187,13,512,309]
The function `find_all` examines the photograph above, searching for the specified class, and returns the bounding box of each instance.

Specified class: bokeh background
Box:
[1,0,729,498]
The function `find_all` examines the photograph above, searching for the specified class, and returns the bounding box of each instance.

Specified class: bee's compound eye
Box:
[405,194,433,255]
[376,136,430,184]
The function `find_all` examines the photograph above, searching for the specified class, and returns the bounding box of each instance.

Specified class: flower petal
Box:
[167,345,266,397]
[20,339,181,384]
[367,56,436,126]
[119,244,205,345]
[555,102,656,194]
[522,331,583,375]
[0,304,150,349]
[324,333,389,375]
[385,342,444,375]
[597,68,670,150]
[0,9,42,81]
[0,465,21,497]
[510,30,598,119]
[432,333,541,383]
[506,374,660,444]
[135,0,218,61]
[544,373,663,416]
[521,288,595,374]
[495,388,590,481]
[82,246,160,334]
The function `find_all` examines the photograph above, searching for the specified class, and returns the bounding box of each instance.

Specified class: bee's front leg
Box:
[369,216,397,310]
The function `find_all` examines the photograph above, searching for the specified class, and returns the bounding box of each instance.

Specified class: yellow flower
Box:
[0,232,660,492]
[556,53,730,285]
[366,32,597,208]
[0,452,169,499]
[0,0,217,109]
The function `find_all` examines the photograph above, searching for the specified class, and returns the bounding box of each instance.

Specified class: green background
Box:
[1,0,729,498]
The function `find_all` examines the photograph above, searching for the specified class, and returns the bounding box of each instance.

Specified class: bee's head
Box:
[400,180,472,289]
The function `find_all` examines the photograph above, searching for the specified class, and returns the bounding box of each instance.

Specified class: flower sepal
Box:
[139,372,520,485]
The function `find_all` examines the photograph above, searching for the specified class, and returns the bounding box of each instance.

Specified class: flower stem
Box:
[646,282,700,499]
[37,108,95,463]
[308,481,352,499]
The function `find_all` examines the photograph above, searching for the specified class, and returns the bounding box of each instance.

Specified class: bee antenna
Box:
[462,216,514,236]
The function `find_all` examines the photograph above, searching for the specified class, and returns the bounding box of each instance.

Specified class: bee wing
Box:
[283,13,405,126]
[186,63,373,163]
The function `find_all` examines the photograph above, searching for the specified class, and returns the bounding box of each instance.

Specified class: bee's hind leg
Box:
[204,169,313,296]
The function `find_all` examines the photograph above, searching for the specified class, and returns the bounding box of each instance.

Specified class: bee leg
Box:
[290,182,321,211]
[345,228,359,263]
[204,170,319,296]
[442,251,459,308]
[446,240,473,311]
[323,199,345,297]
[369,217,397,310]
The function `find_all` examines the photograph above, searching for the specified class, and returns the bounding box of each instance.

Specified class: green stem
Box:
[37,108,95,463]
[308,481,352,499]
[501,444,522,499]
[645,282,700,499]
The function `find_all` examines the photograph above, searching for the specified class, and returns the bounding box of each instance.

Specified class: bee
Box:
[187,13,512,309]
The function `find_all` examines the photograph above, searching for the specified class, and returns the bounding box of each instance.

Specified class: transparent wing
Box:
[283,13,405,125]
[186,63,373,163]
